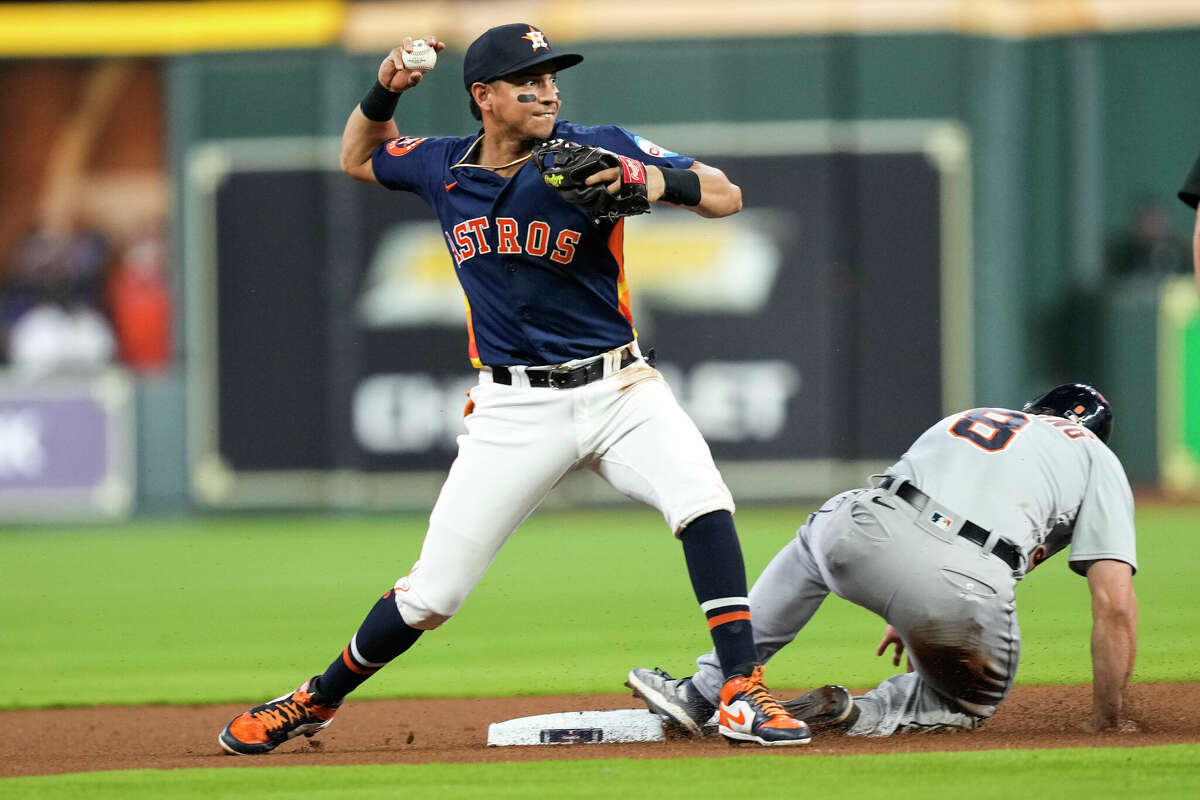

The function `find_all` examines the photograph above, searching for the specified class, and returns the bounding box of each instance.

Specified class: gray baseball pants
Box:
[691,483,1020,736]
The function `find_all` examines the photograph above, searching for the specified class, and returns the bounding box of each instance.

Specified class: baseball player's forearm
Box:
[685,161,742,218]
[1086,560,1137,730]
[642,161,740,218]
[341,38,444,184]
[340,107,398,182]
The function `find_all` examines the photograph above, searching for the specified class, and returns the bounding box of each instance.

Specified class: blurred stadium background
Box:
[1,0,1199,523]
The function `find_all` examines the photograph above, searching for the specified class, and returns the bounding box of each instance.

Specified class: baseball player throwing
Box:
[628,384,1139,737]
[218,23,808,754]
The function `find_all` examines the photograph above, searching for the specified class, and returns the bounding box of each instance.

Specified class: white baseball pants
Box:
[392,350,734,629]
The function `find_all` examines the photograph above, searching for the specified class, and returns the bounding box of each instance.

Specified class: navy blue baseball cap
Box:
[462,23,583,90]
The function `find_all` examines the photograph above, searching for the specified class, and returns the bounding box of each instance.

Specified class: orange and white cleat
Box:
[219,677,341,755]
[718,665,811,746]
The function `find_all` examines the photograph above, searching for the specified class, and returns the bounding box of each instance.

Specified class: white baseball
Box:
[402,40,437,71]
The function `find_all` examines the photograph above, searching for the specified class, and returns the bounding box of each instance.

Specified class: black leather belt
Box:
[879,476,1021,572]
[491,347,638,389]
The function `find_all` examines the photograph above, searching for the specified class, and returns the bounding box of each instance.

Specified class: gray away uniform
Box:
[690,407,1138,736]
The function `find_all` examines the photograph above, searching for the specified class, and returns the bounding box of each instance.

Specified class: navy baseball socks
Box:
[311,588,423,701]
[219,589,422,755]
[680,511,810,746]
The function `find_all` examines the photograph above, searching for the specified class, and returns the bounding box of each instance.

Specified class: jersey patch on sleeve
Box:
[386,137,427,157]
[634,135,678,158]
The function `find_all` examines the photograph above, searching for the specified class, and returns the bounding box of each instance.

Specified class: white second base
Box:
[486,709,665,746]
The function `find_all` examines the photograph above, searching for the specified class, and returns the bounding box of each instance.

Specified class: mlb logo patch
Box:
[929,511,954,529]
[634,135,679,158]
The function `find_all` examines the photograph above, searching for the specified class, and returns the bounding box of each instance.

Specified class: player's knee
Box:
[397,606,452,630]
[394,592,457,630]
[391,572,466,630]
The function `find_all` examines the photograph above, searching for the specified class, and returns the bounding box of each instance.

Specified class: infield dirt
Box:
[2,683,1197,777]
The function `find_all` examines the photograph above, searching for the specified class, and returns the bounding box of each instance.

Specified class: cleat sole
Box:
[720,728,812,747]
[780,685,855,730]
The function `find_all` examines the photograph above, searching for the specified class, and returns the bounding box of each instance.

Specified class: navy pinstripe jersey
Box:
[370,120,694,367]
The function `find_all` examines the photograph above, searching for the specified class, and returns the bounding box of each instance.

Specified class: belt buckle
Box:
[548,364,577,389]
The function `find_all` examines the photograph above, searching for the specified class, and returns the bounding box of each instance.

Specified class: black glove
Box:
[531,138,651,222]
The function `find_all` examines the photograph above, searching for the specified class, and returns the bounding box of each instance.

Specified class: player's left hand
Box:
[531,139,652,222]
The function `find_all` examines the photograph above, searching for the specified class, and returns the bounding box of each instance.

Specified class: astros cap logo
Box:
[522,26,549,50]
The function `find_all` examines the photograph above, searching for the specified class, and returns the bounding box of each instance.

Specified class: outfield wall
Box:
[163,27,1200,505]
[6,4,1200,513]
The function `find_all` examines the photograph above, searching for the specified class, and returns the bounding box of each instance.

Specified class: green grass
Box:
[5,745,1199,799]
[2,505,1198,797]
[1,504,1197,709]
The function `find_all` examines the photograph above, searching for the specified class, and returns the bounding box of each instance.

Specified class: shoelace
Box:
[741,673,788,719]
[251,697,311,732]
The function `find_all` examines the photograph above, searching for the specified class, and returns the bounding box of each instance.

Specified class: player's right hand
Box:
[876,624,912,670]
[378,36,444,93]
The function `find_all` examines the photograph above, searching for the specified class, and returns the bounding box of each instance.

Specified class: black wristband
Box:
[360,81,400,122]
[659,167,702,206]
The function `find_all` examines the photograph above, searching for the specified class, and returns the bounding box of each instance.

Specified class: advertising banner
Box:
[0,370,134,519]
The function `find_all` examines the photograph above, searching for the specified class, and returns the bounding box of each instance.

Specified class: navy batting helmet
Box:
[1022,383,1114,444]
